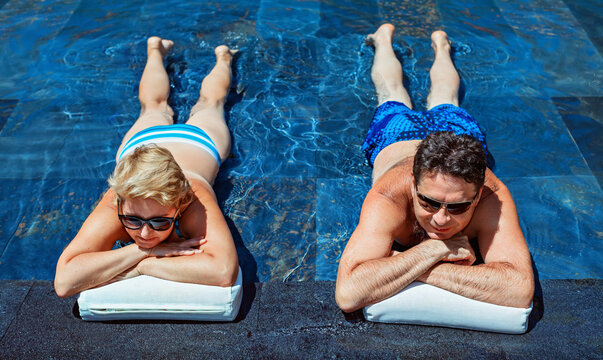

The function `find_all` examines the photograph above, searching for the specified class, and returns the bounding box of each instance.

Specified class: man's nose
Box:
[432,207,450,225]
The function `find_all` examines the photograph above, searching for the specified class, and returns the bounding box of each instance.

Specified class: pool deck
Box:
[1,279,601,359]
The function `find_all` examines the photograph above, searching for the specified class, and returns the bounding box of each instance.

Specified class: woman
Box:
[55,37,238,298]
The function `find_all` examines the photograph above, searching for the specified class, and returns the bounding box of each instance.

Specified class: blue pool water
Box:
[0,0,601,283]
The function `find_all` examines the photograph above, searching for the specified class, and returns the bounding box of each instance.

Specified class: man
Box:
[335,24,534,313]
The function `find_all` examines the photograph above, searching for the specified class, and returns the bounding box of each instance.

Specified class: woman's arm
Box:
[54,190,149,297]
[136,181,239,287]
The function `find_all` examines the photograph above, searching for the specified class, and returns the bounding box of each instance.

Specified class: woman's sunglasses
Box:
[415,190,478,215]
[117,199,179,231]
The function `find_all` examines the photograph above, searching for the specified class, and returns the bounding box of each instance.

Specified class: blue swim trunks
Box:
[362,101,489,167]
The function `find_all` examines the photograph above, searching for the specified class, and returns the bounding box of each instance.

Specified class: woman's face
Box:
[119,197,178,248]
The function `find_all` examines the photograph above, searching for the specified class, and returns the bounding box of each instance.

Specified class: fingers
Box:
[155,248,204,258]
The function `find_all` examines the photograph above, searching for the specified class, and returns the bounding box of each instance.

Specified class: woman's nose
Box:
[140,223,153,236]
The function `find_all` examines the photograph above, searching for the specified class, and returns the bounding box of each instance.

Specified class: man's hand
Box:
[441,234,476,265]
[144,237,206,258]
[423,234,476,266]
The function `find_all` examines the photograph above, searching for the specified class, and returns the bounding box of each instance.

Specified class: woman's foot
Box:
[431,30,452,55]
[365,23,395,48]
[214,45,238,63]
[147,36,174,57]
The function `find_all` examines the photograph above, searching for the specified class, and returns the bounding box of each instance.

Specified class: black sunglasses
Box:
[415,190,478,215]
[117,199,179,231]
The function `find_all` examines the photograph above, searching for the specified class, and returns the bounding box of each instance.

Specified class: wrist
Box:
[421,238,449,261]
[136,257,152,275]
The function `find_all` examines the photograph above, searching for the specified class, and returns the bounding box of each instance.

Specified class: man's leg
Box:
[185,45,236,162]
[368,24,418,182]
[426,31,459,109]
[367,24,412,108]
[116,37,175,159]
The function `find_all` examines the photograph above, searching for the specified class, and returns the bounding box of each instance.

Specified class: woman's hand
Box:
[145,237,207,258]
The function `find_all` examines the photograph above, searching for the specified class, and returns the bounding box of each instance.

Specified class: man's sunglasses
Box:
[415,190,478,215]
[117,199,179,231]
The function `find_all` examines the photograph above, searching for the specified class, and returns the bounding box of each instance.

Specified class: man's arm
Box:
[335,191,475,312]
[417,182,534,308]
[137,183,239,287]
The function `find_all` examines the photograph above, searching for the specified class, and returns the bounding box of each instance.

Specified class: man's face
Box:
[412,171,481,240]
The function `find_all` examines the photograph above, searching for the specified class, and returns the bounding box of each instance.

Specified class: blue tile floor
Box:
[0,0,601,282]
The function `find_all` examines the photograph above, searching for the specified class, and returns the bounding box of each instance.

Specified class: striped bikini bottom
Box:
[117,124,221,166]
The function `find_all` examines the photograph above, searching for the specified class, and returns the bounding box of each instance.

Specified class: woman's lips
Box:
[136,237,157,245]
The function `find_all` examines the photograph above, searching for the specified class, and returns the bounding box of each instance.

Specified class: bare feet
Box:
[365,23,395,47]
[431,30,452,55]
[214,45,238,63]
[147,36,174,57]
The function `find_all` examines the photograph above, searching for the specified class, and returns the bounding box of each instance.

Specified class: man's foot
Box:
[365,23,395,48]
[431,30,452,55]
[215,45,238,63]
[147,36,174,57]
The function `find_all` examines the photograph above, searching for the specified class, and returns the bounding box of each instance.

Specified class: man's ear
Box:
[476,185,485,201]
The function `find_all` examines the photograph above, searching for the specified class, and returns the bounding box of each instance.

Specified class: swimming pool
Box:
[0,0,601,283]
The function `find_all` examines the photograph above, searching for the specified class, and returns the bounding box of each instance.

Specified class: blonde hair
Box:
[108,144,193,208]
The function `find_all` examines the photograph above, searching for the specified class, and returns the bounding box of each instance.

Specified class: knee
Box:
[197,95,225,110]
[140,99,173,115]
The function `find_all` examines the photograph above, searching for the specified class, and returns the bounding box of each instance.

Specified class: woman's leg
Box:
[116,37,174,160]
[185,45,236,162]
[366,24,412,108]
[426,31,460,109]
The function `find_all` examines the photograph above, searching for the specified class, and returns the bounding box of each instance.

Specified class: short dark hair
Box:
[413,132,487,189]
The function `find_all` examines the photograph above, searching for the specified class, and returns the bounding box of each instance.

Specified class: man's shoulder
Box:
[364,169,413,224]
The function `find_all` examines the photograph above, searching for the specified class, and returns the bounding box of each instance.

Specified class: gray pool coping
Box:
[0,279,601,359]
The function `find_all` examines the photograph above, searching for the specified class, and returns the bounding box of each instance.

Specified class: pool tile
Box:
[0,0,80,99]
[552,97,603,187]
[214,176,317,282]
[564,0,603,55]
[379,0,442,39]
[462,96,590,178]
[496,0,603,97]
[0,178,107,279]
[437,0,547,98]
[257,0,320,40]
[504,175,603,279]
[226,38,323,178]
[0,99,17,133]
[315,176,371,281]
[317,0,380,39]
[0,136,65,179]
[314,94,374,179]
[0,179,41,257]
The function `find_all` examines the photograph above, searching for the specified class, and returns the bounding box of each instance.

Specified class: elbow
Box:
[515,274,535,308]
[215,260,239,287]
[54,278,75,298]
[335,282,362,313]
[500,265,535,308]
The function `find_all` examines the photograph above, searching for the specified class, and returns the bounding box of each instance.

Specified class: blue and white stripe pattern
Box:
[118,124,221,165]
